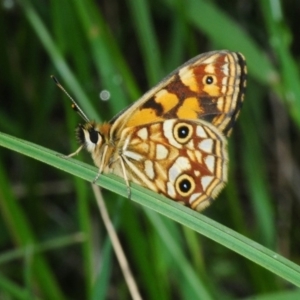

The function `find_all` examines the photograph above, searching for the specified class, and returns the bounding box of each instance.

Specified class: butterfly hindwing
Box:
[108,119,227,211]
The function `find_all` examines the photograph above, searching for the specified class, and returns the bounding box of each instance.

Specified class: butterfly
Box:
[56,50,247,211]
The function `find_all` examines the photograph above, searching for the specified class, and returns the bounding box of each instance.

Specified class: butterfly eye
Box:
[77,124,103,153]
[175,174,195,197]
[89,128,99,144]
[173,122,193,144]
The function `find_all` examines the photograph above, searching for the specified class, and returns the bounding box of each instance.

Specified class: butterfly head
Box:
[76,122,104,153]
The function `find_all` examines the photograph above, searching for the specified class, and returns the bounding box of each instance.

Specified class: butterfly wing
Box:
[107,119,228,211]
[110,50,247,138]
[84,50,246,210]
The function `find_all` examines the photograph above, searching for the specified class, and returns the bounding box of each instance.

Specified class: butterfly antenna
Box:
[51,75,90,123]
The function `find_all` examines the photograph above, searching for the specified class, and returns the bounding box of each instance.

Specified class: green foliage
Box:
[1,0,300,299]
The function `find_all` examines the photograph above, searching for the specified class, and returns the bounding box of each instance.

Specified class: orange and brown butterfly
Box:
[54,50,247,211]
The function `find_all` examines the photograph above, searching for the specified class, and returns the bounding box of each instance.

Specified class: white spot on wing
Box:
[205,155,215,173]
[168,157,190,182]
[137,128,148,140]
[194,170,200,176]
[221,77,228,94]
[156,144,169,159]
[123,150,143,161]
[167,182,176,198]
[163,120,182,148]
[217,96,225,111]
[178,66,190,81]
[222,77,228,85]
[203,55,217,64]
[201,176,214,191]
[189,193,202,204]
[196,126,207,138]
[144,160,155,179]
[205,64,214,73]
[222,63,229,76]
[199,139,213,153]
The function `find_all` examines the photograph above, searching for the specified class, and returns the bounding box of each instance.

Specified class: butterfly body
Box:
[72,50,247,211]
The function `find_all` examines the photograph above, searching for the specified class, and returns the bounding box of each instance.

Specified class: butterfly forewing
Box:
[112,50,247,138]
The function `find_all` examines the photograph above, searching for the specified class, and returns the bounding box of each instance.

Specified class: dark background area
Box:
[0,0,300,299]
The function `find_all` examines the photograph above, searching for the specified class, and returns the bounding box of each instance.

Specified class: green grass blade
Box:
[126,0,162,85]
[18,0,99,121]
[164,0,277,85]
[0,151,65,298]
[145,210,213,299]
[259,0,300,127]
[0,233,85,265]
[244,289,300,300]
[0,273,38,300]
[91,240,113,300]
[72,0,130,113]
[1,131,300,287]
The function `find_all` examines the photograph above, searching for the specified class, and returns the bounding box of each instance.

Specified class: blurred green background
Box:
[1,0,300,299]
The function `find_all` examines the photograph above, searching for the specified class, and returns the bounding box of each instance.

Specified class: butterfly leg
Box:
[66,145,84,158]
[92,171,101,184]
[119,156,131,199]
[106,155,131,198]
[57,145,84,159]
[92,145,109,184]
